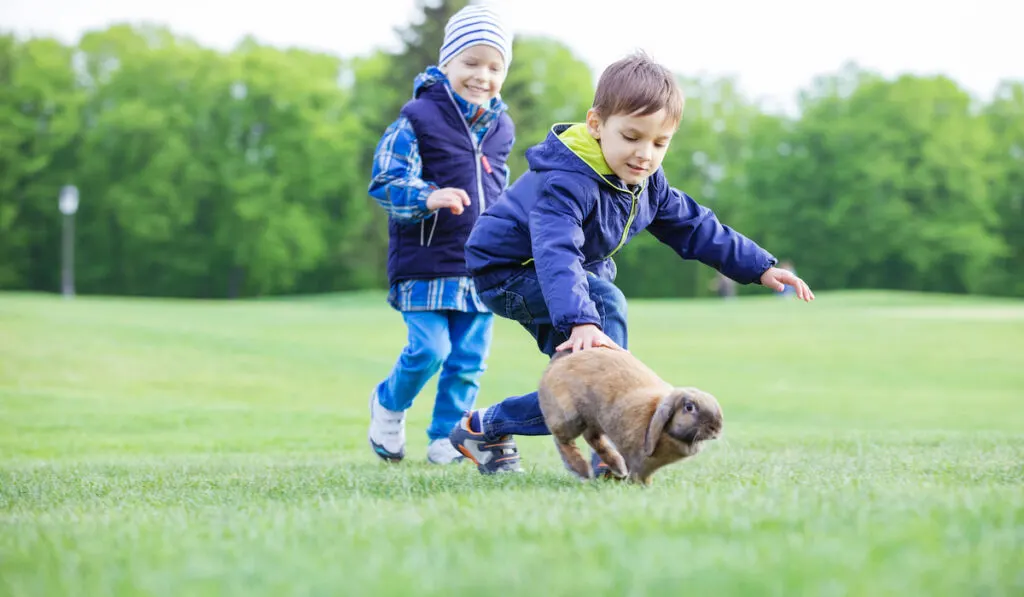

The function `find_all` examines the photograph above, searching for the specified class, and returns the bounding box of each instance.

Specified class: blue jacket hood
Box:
[525,123,638,193]
[412,67,447,98]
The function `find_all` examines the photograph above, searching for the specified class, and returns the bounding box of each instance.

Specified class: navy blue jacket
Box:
[386,75,514,285]
[465,123,777,335]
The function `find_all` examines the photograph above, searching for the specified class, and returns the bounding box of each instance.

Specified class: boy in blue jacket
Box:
[449,52,814,475]
[366,3,515,466]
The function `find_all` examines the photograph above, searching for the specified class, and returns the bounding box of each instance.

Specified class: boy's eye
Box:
[622,134,637,142]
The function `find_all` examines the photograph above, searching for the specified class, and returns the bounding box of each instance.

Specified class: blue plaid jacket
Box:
[370,68,512,313]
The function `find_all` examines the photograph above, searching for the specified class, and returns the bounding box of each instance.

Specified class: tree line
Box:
[2,1,1022,299]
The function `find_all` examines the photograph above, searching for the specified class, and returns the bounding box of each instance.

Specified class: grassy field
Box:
[1,289,1022,596]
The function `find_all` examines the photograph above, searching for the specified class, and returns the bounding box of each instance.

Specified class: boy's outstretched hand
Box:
[556,324,624,353]
[426,187,471,215]
[760,267,815,301]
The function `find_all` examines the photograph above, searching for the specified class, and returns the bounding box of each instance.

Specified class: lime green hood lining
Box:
[553,123,644,195]
[555,123,613,176]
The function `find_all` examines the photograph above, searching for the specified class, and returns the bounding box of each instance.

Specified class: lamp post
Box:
[58,185,79,299]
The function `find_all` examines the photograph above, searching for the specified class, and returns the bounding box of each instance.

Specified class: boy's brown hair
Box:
[592,52,685,125]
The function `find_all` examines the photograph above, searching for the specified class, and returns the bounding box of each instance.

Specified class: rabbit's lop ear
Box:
[644,389,689,456]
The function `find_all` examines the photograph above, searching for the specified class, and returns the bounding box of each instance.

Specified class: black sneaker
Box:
[449,414,523,474]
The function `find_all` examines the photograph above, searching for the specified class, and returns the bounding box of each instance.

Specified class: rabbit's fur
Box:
[537,347,723,485]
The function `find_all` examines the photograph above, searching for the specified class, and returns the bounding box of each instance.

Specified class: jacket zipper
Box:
[604,187,640,260]
[444,86,495,214]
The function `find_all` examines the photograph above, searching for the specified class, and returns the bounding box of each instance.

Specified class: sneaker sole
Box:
[426,455,465,465]
[456,445,523,474]
[369,437,404,462]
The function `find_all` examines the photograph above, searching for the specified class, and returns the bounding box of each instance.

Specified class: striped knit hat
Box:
[438,2,513,71]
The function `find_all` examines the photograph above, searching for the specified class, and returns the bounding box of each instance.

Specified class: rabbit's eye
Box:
[684,403,696,413]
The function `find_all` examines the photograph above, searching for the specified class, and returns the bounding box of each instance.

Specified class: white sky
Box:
[2,0,1020,113]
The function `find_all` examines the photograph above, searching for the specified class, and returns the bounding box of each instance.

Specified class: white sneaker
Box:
[368,390,405,462]
[426,438,465,465]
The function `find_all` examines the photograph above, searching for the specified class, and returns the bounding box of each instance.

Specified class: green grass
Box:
[1,289,1022,596]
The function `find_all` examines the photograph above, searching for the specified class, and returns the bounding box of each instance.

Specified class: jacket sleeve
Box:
[528,176,602,335]
[646,175,777,284]
[367,116,436,224]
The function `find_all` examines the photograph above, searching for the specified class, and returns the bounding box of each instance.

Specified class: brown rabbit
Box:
[537,347,723,485]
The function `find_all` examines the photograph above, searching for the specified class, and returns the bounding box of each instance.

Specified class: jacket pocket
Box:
[502,289,534,325]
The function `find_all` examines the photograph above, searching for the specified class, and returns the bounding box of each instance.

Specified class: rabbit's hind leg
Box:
[552,435,591,480]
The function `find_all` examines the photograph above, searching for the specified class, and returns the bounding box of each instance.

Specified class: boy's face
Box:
[441,44,507,105]
[586,108,678,185]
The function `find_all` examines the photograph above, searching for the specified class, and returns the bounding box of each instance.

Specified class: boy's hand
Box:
[426,188,471,215]
[556,324,624,353]
[760,267,815,301]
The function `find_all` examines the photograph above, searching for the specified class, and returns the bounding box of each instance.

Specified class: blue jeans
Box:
[376,311,494,441]
[476,268,628,438]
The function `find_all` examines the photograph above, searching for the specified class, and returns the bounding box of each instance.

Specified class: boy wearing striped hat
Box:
[366,2,516,465]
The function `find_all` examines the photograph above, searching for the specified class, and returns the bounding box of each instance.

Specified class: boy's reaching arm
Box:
[646,176,777,284]
[760,266,815,300]
[529,178,602,336]
[647,179,814,300]
[368,117,439,223]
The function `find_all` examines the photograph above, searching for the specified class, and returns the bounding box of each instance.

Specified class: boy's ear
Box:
[585,108,602,139]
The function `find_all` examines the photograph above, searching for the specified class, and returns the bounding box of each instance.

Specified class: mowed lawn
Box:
[1,289,1022,596]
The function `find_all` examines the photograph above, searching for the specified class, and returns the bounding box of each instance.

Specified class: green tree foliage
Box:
[983,82,1024,296]
[0,33,82,289]
[0,18,1020,299]
[500,36,594,178]
[386,0,469,102]
[742,65,1004,294]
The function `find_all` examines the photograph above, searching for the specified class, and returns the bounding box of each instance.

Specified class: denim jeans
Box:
[375,311,494,440]
[476,268,628,438]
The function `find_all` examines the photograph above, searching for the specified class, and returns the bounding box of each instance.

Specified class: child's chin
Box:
[459,90,491,103]
[619,172,648,185]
